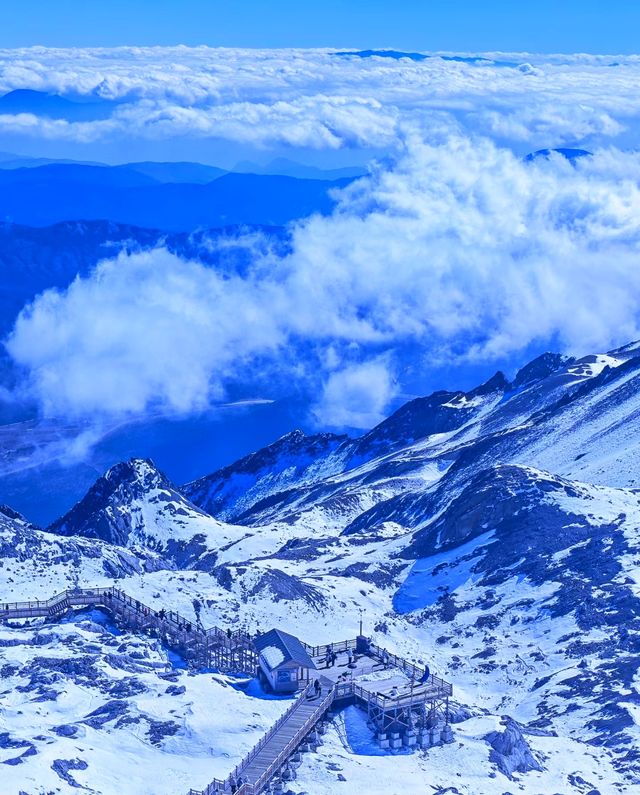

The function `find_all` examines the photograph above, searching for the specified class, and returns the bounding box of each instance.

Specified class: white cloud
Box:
[2,47,640,151]
[8,134,640,432]
[5,248,285,417]
[313,359,397,429]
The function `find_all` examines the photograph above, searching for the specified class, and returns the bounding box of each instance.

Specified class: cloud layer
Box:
[8,135,640,428]
[2,47,640,152]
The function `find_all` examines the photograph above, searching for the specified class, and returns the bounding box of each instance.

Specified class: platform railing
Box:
[302,638,358,658]
[2,591,452,795]
[248,686,334,795]
[188,682,330,795]
[306,637,453,700]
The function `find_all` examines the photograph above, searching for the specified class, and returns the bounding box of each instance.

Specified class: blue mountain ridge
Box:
[0,166,354,231]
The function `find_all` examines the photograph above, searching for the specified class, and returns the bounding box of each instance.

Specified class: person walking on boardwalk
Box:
[314,678,321,697]
[230,775,238,793]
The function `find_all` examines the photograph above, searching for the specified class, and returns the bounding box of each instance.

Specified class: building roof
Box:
[254,628,316,672]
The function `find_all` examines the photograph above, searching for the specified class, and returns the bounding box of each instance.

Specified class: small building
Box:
[254,628,317,694]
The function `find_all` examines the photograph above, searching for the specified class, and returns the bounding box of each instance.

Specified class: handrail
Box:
[303,636,452,698]
[0,586,258,677]
[301,638,358,658]
[247,687,334,795]
[190,684,333,795]
[232,683,314,782]
[0,586,250,648]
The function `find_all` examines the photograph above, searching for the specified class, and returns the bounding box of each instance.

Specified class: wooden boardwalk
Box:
[1,587,453,795]
[190,686,334,794]
[0,586,257,675]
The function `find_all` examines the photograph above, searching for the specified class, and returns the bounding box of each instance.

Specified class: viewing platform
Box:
[1,587,454,795]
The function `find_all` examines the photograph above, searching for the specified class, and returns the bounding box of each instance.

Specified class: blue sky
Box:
[1,0,639,53]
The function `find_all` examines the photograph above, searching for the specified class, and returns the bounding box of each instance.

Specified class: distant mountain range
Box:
[0,150,366,182]
[0,163,353,230]
[0,88,118,121]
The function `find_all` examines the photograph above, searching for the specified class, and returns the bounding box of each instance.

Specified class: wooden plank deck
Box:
[312,645,453,705]
[239,694,325,783]
[190,685,335,795]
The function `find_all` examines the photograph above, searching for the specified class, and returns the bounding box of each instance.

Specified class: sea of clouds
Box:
[4,48,640,430]
[1,47,639,150]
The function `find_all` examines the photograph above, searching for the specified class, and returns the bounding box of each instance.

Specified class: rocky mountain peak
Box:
[513,352,573,389]
[102,457,169,492]
[467,369,510,397]
[0,503,31,524]
[46,458,192,547]
[183,429,349,520]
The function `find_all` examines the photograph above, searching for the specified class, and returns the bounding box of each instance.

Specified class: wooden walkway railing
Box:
[303,638,358,658]
[0,586,257,675]
[303,637,452,700]
[188,684,334,795]
[184,640,455,795]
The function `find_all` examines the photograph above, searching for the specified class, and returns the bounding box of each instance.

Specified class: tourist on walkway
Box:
[419,664,431,684]
[314,678,321,697]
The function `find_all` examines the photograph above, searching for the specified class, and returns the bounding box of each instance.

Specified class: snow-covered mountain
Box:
[47,458,250,571]
[3,341,640,794]
[183,429,349,521]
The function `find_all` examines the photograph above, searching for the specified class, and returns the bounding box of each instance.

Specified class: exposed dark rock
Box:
[52,724,80,738]
[0,733,32,749]
[513,353,573,389]
[147,719,180,745]
[245,568,326,607]
[82,699,129,729]
[51,758,88,787]
[3,745,37,766]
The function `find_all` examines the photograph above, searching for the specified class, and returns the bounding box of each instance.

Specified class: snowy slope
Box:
[3,341,640,793]
[183,430,349,521]
[0,612,290,795]
[182,372,509,526]
[0,504,153,600]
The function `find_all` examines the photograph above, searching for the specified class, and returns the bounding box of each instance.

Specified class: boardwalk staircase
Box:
[47,594,71,618]
[188,683,334,795]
